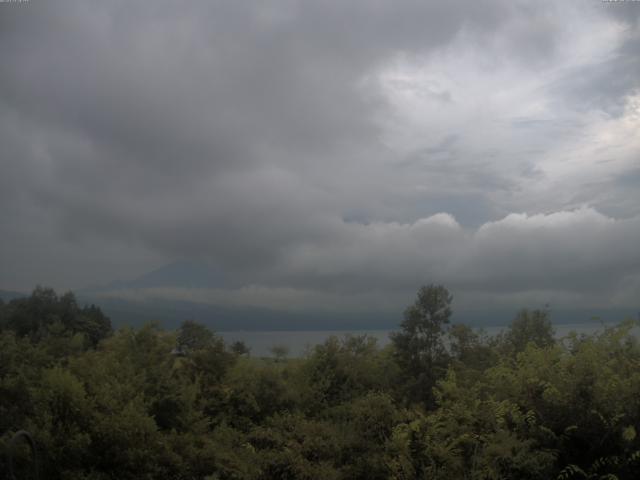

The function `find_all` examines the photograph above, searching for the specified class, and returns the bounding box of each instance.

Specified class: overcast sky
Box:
[1,0,639,319]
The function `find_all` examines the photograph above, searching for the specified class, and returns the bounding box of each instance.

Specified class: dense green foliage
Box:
[1,286,639,479]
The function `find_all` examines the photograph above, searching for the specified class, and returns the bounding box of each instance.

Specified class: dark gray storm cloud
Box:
[1,0,639,316]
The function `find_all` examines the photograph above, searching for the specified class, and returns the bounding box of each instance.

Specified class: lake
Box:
[219,322,621,357]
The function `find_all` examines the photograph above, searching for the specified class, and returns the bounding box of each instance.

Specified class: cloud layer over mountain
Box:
[1,1,639,319]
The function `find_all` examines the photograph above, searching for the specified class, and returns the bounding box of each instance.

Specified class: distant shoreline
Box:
[218,321,626,357]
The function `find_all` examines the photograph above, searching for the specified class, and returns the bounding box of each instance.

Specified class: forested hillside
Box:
[1,286,639,479]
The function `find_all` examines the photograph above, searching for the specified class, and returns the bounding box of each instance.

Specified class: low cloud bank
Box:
[97,208,640,315]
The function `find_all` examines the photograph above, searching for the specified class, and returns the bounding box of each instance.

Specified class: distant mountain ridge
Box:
[74,260,400,330]
[74,294,397,331]
[14,260,634,332]
[83,260,227,292]
[0,289,27,302]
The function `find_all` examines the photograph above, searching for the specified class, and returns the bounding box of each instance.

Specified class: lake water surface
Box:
[219,322,621,357]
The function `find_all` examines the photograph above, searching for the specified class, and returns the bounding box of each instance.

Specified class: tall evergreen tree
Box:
[391,284,452,406]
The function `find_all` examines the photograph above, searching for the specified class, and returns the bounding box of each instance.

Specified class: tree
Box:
[1,287,111,348]
[448,323,478,361]
[176,320,214,353]
[270,344,290,362]
[448,324,496,373]
[77,304,112,347]
[230,340,251,356]
[503,308,554,354]
[391,284,453,406]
